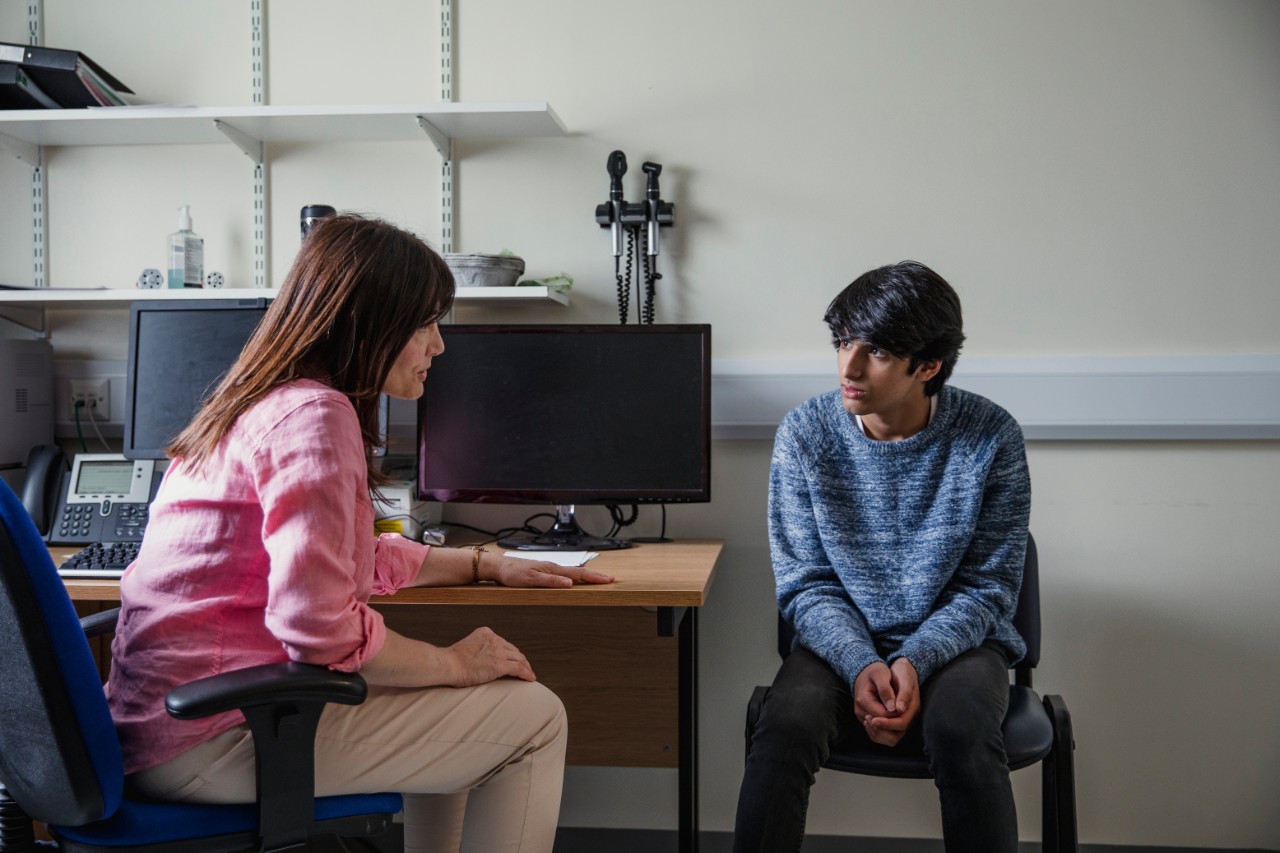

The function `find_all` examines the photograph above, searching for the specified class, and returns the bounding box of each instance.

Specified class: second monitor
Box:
[124,299,271,460]
[416,324,712,550]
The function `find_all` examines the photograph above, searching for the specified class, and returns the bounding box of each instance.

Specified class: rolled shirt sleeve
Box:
[252,395,423,671]
[107,380,432,774]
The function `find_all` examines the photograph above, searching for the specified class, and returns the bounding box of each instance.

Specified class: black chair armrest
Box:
[165,661,368,720]
[79,607,119,638]
[165,662,372,852]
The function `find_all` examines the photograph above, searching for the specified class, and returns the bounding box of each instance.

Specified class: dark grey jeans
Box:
[733,642,1017,853]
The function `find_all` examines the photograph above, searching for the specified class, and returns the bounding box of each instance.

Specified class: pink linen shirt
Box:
[105,379,429,774]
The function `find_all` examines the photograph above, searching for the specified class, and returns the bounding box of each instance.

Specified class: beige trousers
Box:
[129,678,568,853]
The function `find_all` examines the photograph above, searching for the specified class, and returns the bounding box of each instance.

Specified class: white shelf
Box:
[0,102,566,149]
[451,286,569,305]
[0,285,568,310]
[0,100,570,316]
[0,288,275,307]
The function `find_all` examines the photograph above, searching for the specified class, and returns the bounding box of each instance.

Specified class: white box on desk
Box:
[371,479,439,541]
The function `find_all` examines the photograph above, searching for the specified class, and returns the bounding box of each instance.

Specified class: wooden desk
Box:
[57,538,722,853]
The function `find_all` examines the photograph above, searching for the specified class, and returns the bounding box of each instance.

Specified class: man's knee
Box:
[922,710,1007,783]
[750,682,839,760]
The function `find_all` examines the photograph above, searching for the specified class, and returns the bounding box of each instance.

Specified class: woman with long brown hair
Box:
[105,213,611,852]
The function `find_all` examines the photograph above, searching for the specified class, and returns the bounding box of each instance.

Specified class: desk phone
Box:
[47,454,161,546]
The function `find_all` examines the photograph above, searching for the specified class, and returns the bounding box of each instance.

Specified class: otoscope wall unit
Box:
[595,150,676,325]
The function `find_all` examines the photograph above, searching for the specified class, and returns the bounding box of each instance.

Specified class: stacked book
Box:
[0,41,134,109]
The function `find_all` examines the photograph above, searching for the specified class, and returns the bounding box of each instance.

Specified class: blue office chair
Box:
[745,534,1077,852]
[0,479,401,853]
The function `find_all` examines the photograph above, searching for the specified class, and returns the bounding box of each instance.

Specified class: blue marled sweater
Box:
[769,384,1031,686]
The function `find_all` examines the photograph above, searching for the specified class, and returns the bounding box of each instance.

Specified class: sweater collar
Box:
[852,393,939,439]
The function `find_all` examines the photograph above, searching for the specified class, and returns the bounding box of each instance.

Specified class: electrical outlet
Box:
[70,378,111,421]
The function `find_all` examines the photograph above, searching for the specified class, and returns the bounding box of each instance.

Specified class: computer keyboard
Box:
[57,541,141,579]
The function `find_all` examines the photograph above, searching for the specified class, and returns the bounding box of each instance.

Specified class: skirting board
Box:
[355,825,1272,853]
[564,829,1278,852]
[711,354,1280,441]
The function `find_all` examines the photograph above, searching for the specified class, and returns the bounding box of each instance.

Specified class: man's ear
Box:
[912,358,943,385]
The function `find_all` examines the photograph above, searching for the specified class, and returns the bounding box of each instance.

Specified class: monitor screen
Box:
[123,299,271,460]
[416,324,711,544]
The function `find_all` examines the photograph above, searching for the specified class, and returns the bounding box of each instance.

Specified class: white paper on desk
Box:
[504,551,598,567]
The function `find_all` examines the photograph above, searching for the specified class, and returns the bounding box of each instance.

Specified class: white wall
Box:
[3,1,1278,848]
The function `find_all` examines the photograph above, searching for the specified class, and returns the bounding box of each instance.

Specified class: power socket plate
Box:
[70,378,111,420]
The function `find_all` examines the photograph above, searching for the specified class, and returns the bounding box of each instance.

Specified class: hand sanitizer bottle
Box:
[168,205,204,288]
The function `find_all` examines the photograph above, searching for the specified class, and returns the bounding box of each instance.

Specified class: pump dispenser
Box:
[168,205,204,288]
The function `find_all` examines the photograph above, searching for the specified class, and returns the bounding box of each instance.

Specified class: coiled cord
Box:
[615,228,636,324]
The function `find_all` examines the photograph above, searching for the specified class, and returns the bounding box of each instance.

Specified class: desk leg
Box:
[660,606,700,853]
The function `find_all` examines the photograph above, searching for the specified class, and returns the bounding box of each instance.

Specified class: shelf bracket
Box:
[214,119,267,287]
[0,131,41,168]
[214,119,264,164]
[0,306,47,335]
[416,115,452,161]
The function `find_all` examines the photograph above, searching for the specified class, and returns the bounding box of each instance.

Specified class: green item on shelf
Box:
[519,273,573,291]
[494,251,571,291]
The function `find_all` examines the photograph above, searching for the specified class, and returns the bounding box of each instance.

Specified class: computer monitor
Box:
[124,299,395,463]
[416,324,712,550]
[123,299,271,460]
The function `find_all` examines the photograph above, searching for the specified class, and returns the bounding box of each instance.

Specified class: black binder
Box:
[0,61,59,110]
[0,41,133,108]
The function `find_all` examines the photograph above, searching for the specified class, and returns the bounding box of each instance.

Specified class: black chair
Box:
[0,479,401,853]
[745,534,1077,852]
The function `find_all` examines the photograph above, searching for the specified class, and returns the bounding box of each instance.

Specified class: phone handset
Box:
[21,444,68,536]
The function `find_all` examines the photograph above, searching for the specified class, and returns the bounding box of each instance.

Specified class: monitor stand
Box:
[497,504,632,551]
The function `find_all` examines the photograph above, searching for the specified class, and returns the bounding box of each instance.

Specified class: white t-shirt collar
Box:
[854,394,938,439]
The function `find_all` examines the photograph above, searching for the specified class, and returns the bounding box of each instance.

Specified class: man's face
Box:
[835,339,938,428]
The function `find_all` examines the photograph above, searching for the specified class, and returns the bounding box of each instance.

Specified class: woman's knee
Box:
[502,680,567,751]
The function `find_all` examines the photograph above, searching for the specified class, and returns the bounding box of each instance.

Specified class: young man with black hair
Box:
[734,261,1031,853]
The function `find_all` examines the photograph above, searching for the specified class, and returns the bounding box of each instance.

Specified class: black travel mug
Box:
[300,204,337,237]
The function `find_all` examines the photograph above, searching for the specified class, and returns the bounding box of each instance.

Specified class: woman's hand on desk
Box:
[412,546,613,588]
[490,555,614,588]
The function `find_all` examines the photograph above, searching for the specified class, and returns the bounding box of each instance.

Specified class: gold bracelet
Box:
[471,545,486,584]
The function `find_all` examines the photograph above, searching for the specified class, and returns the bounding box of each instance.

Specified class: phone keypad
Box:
[114,504,149,538]
[58,505,96,539]
[56,502,149,541]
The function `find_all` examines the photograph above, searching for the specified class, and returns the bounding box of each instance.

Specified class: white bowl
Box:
[444,253,525,287]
